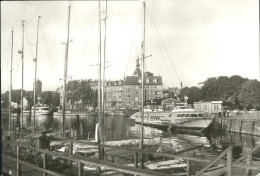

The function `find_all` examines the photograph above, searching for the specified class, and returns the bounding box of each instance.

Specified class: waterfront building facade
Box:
[104,80,124,109]
[123,59,163,109]
[193,101,222,115]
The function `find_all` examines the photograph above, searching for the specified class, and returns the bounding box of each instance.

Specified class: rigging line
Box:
[2,32,12,72]
[40,25,59,88]
[45,4,67,63]
[148,10,175,87]
[147,8,182,83]
[146,17,152,71]
[75,5,98,78]
[119,3,143,55]
[2,33,12,92]
[123,7,142,77]
[12,59,22,86]
[24,29,35,59]
[39,23,59,87]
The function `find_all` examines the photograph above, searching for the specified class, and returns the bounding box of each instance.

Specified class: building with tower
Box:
[123,58,163,109]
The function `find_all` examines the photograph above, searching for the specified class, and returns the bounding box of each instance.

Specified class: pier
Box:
[210,116,260,136]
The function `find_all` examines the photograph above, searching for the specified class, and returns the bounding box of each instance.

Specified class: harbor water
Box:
[1,112,260,175]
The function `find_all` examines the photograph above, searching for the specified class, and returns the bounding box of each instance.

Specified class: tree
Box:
[238,80,260,110]
[227,75,248,109]
[179,86,201,104]
[200,77,218,101]
[65,79,97,108]
[200,75,248,109]
[1,91,9,108]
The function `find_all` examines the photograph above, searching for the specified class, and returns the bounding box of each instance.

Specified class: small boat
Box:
[130,111,213,131]
[32,104,52,115]
[105,108,127,116]
[145,159,187,170]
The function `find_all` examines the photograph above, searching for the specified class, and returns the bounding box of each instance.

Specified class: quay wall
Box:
[210,117,260,136]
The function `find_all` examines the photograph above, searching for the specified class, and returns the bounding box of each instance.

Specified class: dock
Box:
[2,131,260,176]
[209,116,260,136]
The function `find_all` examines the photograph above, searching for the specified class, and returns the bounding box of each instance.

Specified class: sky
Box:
[1,0,259,93]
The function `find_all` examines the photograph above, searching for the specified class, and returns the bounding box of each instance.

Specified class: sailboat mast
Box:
[62,4,71,134]
[9,27,14,136]
[98,0,102,160]
[21,20,25,128]
[140,1,146,168]
[101,0,108,148]
[33,16,41,133]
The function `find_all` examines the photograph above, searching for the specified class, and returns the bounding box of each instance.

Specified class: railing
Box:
[194,146,233,176]
[233,144,260,170]
[3,139,260,176]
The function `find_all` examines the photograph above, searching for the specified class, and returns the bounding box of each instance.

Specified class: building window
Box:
[135,97,138,101]
[138,79,141,83]
[153,78,157,83]
[146,78,149,83]
[135,85,139,89]
[155,91,161,95]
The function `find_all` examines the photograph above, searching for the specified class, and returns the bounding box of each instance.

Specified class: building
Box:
[89,80,98,90]
[35,79,42,94]
[123,59,163,109]
[104,80,124,109]
[193,101,222,115]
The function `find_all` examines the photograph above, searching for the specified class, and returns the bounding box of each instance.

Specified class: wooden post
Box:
[187,160,190,176]
[227,147,233,176]
[43,153,46,176]
[17,146,21,176]
[78,162,83,176]
[252,121,255,135]
[134,152,138,168]
[76,115,80,140]
[70,141,73,155]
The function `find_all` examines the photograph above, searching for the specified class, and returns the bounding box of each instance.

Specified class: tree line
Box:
[66,79,98,107]
[178,75,260,110]
[1,79,98,109]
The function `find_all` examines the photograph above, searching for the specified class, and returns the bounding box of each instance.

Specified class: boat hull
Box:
[34,111,52,115]
[53,111,98,117]
[130,112,213,131]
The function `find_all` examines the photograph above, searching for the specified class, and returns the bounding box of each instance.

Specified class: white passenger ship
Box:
[130,111,213,131]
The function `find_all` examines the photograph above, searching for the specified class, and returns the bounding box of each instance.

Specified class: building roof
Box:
[105,80,124,86]
[124,76,163,85]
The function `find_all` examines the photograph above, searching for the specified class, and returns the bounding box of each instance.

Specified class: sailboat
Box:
[53,4,97,118]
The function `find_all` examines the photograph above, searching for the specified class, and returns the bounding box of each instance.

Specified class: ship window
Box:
[191,114,198,117]
[198,113,204,117]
